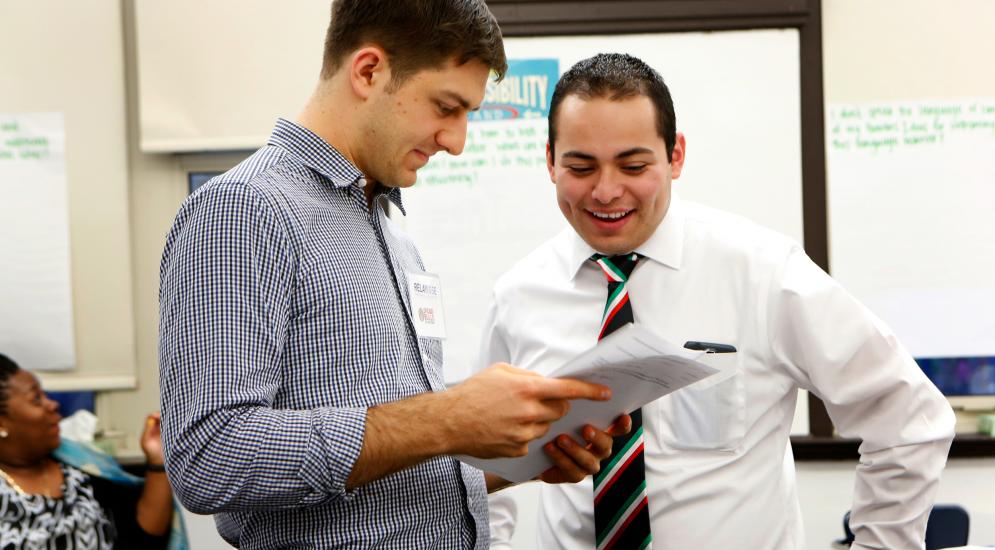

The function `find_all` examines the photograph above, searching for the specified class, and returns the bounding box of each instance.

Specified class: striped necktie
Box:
[590,253,652,550]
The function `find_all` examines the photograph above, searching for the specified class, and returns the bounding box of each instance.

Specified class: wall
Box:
[1,0,137,390]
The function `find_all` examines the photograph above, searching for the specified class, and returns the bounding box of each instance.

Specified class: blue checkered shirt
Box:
[158,118,489,549]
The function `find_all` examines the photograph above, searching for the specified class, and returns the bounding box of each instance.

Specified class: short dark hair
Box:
[548,53,677,161]
[0,353,20,417]
[320,0,508,87]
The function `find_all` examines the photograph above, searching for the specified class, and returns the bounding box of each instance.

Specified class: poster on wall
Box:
[0,112,76,371]
[470,58,558,122]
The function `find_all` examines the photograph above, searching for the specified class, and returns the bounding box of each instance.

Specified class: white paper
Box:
[460,324,720,482]
[0,113,75,371]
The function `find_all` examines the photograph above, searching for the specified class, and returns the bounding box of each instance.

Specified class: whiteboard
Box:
[827,99,995,358]
[400,30,803,383]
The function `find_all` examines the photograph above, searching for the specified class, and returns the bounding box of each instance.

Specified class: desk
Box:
[791,434,995,461]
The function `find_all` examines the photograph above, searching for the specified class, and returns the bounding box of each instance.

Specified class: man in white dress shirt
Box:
[480,53,955,549]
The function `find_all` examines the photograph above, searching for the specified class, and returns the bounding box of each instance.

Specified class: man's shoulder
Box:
[680,200,801,264]
[192,146,301,202]
[493,228,574,294]
[176,145,334,233]
[163,146,311,255]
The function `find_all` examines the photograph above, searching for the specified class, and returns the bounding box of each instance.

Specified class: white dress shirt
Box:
[480,196,955,549]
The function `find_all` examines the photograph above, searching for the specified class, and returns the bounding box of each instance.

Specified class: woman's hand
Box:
[139,412,165,466]
[135,411,174,537]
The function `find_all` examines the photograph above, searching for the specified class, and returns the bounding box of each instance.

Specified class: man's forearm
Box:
[485,472,514,493]
[346,363,612,490]
[849,438,952,548]
[346,391,454,489]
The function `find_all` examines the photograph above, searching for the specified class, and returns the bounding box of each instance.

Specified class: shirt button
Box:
[357,177,367,188]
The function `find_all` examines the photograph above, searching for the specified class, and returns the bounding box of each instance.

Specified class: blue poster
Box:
[470,59,559,122]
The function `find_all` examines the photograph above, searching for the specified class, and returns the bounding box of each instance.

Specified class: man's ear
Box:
[348,46,391,100]
[546,141,555,183]
[670,132,687,179]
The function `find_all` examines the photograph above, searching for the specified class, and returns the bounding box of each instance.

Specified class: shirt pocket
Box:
[659,354,746,451]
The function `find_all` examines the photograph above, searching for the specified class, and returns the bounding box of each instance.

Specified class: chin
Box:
[398,174,418,187]
[382,168,416,188]
[578,233,623,255]
[583,239,622,256]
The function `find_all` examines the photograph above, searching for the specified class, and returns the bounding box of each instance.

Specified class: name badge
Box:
[407,271,447,340]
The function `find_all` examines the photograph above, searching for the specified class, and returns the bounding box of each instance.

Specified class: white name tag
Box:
[407,271,447,340]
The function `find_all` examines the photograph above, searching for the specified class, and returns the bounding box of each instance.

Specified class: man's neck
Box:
[298,80,363,174]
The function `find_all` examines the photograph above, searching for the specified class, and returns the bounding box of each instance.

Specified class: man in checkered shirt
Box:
[158,1,629,548]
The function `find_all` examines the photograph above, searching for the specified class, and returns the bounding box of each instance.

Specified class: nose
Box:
[591,170,624,204]
[436,115,468,156]
[44,395,60,413]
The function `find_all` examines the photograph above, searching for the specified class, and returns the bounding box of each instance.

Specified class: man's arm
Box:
[768,247,955,549]
[160,183,362,514]
[347,363,612,489]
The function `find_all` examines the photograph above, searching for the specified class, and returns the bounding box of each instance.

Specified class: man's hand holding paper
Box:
[462,324,719,482]
[441,363,615,460]
[534,414,633,485]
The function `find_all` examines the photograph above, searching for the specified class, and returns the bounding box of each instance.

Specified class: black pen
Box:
[683,341,737,354]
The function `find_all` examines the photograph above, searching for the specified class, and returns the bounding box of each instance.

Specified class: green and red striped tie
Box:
[590,253,652,550]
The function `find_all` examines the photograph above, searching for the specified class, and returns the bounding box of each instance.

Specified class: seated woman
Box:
[0,353,177,549]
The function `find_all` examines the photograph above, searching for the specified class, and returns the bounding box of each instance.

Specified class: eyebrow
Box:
[439,91,479,112]
[615,147,656,159]
[561,151,596,161]
[9,381,39,395]
[560,147,656,161]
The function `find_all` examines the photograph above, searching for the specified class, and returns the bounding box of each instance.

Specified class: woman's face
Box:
[0,370,62,463]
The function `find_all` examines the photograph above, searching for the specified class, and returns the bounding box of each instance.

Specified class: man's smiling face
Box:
[547,94,685,255]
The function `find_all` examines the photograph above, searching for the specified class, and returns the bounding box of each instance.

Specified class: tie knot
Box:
[590,253,641,282]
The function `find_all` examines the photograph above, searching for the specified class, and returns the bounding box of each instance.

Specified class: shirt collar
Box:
[267,118,406,213]
[565,194,686,279]
[380,186,406,215]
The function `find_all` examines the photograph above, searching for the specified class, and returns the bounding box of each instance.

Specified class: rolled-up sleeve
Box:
[158,182,365,514]
[768,247,955,549]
